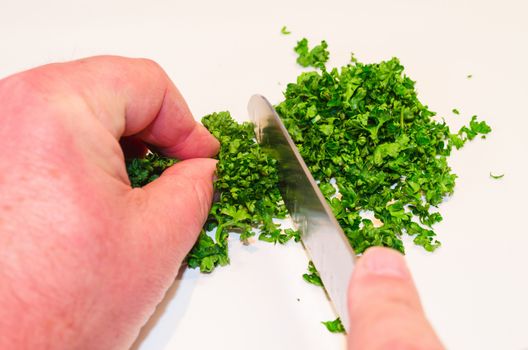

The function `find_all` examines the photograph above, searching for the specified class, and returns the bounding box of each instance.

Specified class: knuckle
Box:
[135,57,166,77]
[0,69,54,100]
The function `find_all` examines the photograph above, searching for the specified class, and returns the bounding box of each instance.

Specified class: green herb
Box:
[259,228,300,244]
[294,38,329,69]
[281,26,291,35]
[187,112,293,272]
[125,35,492,335]
[322,317,346,333]
[276,56,490,254]
[467,74,473,79]
[452,108,460,115]
[490,172,504,179]
[126,39,491,271]
[125,112,292,272]
[455,115,492,145]
[126,153,176,188]
[303,261,323,286]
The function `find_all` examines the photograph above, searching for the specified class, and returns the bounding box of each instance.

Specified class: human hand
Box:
[0,57,219,349]
[347,247,444,349]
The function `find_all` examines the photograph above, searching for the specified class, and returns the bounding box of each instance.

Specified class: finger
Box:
[128,158,217,264]
[347,247,444,350]
[22,55,219,159]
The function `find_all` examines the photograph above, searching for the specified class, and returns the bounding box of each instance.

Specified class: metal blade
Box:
[248,94,356,330]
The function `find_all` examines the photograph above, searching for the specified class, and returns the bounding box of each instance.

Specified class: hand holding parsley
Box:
[0,56,219,349]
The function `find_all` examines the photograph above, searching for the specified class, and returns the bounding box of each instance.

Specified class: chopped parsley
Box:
[322,317,346,333]
[126,153,176,188]
[303,261,323,286]
[126,39,491,270]
[452,108,460,115]
[453,115,492,146]
[125,37,492,334]
[281,26,291,35]
[187,112,294,272]
[276,55,491,254]
[294,38,329,69]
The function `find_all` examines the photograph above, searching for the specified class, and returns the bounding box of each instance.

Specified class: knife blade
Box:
[247,94,356,331]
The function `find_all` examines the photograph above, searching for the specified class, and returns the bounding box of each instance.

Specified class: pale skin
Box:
[0,57,444,350]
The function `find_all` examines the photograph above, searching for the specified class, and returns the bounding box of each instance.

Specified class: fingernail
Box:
[359,247,409,279]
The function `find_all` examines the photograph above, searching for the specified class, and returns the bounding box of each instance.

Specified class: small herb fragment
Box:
[303,261,323,286]
[490,173,504,179]
[322,317,346,333]
[281,26,291,35]
[467,74,473,79]
[126,153,176,188]
[456,115,492,142]
[452,108,460,115]
[294,38,329,69]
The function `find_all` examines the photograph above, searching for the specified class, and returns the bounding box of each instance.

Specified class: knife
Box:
[248,94,356,331]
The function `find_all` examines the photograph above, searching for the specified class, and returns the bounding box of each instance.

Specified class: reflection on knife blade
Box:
[248,94,356,331]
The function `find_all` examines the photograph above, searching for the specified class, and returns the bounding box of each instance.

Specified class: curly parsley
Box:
[126,153,176,188]
[294,38,330,69]
[190,112,297,271]
[276,55,491,254]
[126,40,491,269]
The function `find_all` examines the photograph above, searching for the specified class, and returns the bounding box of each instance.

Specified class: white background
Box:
[1,1,527,349]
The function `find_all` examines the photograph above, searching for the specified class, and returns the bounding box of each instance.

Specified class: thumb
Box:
[129,158,217,264]
[347,247,444,350]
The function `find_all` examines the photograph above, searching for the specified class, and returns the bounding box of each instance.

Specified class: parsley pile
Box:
[125,112,297,272]
[126,37,491,267]
[187,112,299,271]
[279,41,491,254]
[125,35,491,333]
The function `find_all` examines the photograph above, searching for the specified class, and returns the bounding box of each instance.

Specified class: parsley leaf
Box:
[490,172,504,179]
[281,26,291,35]
[294,38,329,69]
[126,153,176,188]
[457,115,492,141]
[322,317,346,333]
[452,108,460,115]
[303,261,323,286]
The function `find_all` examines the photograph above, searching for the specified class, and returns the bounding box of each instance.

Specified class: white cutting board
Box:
[1,1,527,349]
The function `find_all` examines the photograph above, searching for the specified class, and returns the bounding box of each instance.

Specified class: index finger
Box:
[24,55,219,159]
